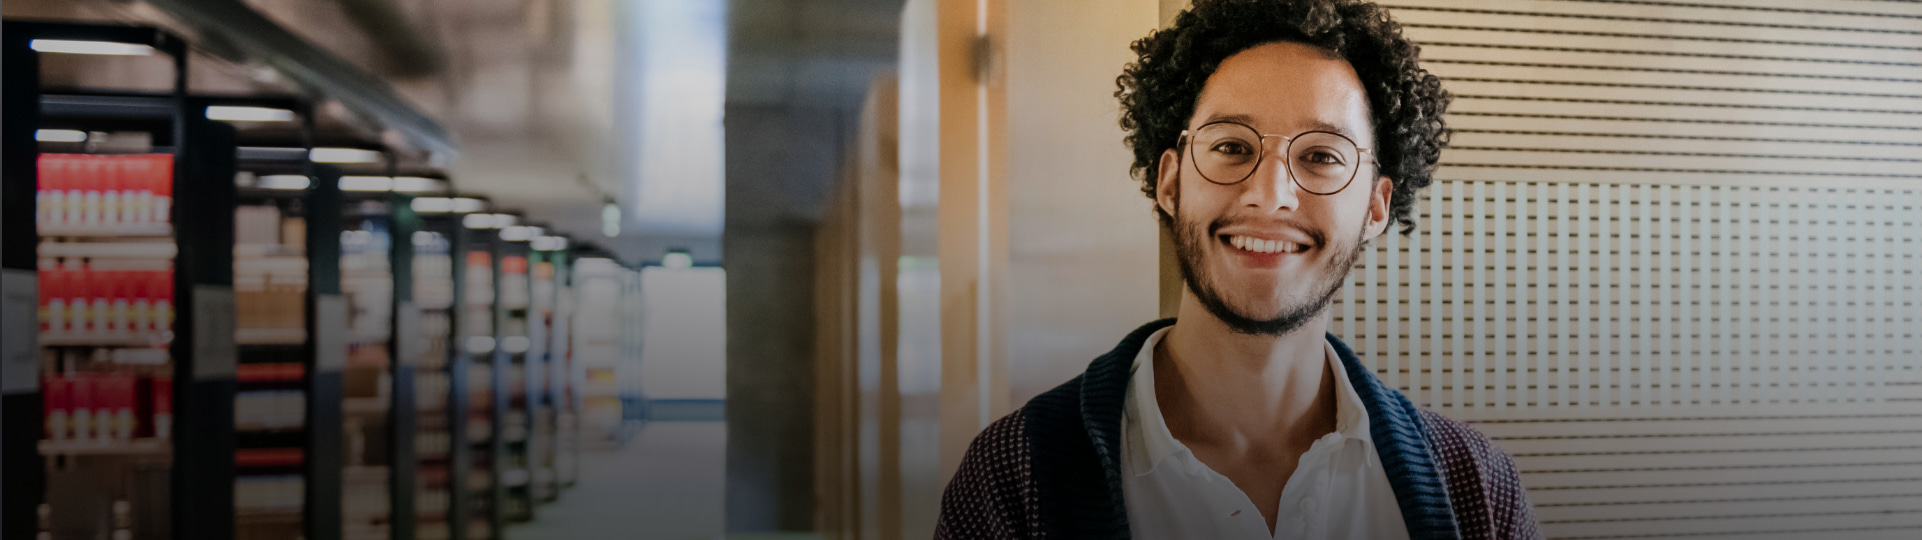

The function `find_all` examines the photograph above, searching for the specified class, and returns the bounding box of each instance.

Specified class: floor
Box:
[505,421,728,540]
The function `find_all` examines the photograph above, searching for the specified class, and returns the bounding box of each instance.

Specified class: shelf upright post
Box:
[305,165,346,540]
[438,213,471,540]
[389,194,420,540]
[558,247,580,488]
[1,23,46,540]
[488,231,508,538]
[176,102,240,540]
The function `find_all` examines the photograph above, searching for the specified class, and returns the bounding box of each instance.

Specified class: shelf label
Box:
[192,286,237,381]
[315,294,346,373]
[2,269,39,394]
[396,301,421,365]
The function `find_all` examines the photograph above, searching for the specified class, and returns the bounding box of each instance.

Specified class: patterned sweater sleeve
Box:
[935,410,1044,540]
[1419,409,1544,540]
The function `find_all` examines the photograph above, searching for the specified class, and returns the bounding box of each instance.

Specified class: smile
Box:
[1225,234,1307,254]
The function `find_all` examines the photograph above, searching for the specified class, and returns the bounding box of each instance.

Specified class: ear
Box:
[1156,148,1181,220]
[1363,174,1394,242]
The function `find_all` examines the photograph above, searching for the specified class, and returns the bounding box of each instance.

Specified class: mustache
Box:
[1203,214,1329,248]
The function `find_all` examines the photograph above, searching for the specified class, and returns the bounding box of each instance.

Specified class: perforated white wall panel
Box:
[1329,1,1922,538]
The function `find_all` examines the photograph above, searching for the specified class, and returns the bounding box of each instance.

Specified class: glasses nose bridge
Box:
[1246,133,1301,206]
[1254,132,1294,154]
[1251,133,1297,185]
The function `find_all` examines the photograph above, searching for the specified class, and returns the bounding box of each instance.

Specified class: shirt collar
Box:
[1125,327,1375,477]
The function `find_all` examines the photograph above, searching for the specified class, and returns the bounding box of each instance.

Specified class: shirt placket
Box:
[1275,434,1342,540]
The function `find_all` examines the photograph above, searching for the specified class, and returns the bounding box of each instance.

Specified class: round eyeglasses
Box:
[1180,121,1374,195]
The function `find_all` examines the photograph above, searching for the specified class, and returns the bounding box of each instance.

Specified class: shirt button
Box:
[1300,496,1319,514]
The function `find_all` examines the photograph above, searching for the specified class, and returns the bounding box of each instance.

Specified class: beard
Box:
[1170,202,1368,337]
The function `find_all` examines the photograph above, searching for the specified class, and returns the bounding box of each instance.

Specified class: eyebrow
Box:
[1198,112,1360,140]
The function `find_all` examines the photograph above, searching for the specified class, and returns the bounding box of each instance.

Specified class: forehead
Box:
[1191,41,1372,140]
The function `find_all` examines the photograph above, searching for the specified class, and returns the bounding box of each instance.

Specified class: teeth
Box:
[1228,235,1303,254]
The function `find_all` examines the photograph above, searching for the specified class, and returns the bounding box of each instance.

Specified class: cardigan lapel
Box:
[1074,318,1175,538]
[1051,320,1462,540]
[1329,333,1464,540]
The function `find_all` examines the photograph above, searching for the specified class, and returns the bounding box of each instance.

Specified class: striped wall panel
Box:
[1330,1,1922,538]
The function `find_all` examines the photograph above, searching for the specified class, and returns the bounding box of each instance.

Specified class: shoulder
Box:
[1414,409,1543,540]
[938,409,1041,539]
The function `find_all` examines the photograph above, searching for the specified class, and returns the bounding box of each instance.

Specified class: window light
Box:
[30,39,154,56]
[310,147,382,164]
[35,130,88,143]
[257,175,311,190]
[338,176,392,191]
[205,106,294,122]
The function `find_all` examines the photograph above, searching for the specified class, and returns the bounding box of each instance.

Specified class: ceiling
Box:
[6,0,902,263]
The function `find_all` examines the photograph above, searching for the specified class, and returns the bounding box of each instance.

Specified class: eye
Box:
[1299,148,1346,165]
[1210,140,1256,156]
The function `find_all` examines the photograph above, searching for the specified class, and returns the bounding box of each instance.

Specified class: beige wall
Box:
[1004,0,1163,405]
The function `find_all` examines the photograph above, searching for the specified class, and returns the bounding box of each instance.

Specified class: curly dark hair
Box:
[1117,0,1449,235]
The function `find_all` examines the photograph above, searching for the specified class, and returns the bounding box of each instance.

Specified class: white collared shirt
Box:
[1121,327,1410,540]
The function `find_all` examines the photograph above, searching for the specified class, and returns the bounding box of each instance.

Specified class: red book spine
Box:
[36,154,59,226]
[70,374,95,439]
[38,268,52,333]
[44,377,70,439]
[78,156,102,227]
[153,269,174,334]
[49,268,71,336]
[149,154,173,225]
[101,156,123,227]
[90,267,110,338]
[131,270,152,339]
[121,374,138,439]
[151,375,173,439]
[109,271,129,337]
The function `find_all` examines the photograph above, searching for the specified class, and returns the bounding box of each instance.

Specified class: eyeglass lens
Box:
[1189,122,1361,194]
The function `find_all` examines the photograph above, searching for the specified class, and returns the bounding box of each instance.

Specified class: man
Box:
[936,0,1538,539]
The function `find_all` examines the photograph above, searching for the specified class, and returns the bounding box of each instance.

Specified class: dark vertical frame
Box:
[487,229,508,537]
[500,237,533,522]
[437,214,471,540]
[0,23,47,540]
[175,109,238,540]
[388,195,420,540]
[529,247,554,503]
[303,165,345,540]
[556,248,579,489]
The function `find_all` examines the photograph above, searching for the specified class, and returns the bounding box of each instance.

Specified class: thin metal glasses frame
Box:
[1179,121,1375,195]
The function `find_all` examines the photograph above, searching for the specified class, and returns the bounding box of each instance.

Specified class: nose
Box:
[1240,137,1300,213]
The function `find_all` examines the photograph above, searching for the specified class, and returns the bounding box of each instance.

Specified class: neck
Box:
[1154,289,1337,447]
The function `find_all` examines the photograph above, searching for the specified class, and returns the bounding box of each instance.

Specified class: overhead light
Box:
[205,106,294,122]
[412,231,444,247]
[392,176,447,193]
[500,226,544,241]
[35,129,88,143]
[339,176,392,191]
[662,251,693,269]
[501,336,532,354]
[532,236,569,251]
[601,203,621,238]
[465,336,496,354]
[30,39,154,56]
[257,175,311,190]
[310,147,381,164]
[411,197,454,213]
[412,197,486,214]
[463,213,517,229]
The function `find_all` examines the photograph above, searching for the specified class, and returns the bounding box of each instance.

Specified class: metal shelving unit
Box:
[5,20,586,540]
[3,21,238,540]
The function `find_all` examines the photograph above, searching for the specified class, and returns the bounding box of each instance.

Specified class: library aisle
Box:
[504,422,726,540]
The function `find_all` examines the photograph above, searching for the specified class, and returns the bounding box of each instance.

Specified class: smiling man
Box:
[935,1,1539,539]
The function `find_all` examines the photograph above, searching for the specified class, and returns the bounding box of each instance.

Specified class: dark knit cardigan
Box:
[936,319,1541,540]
